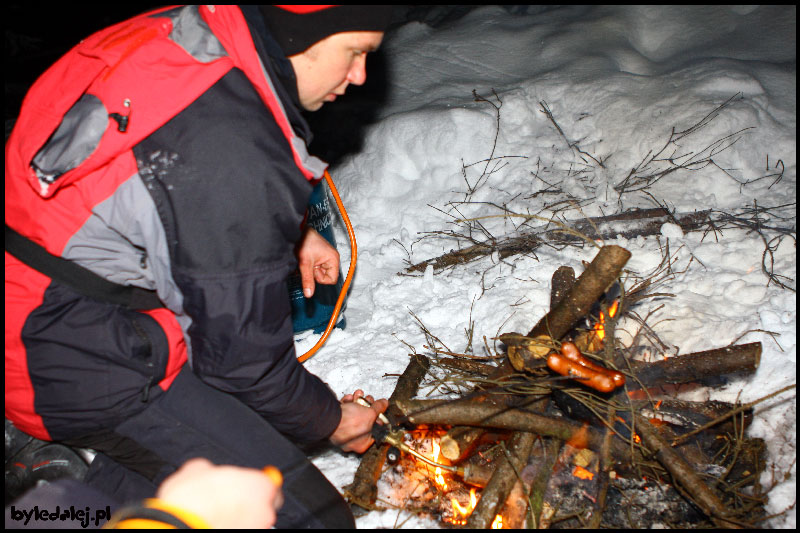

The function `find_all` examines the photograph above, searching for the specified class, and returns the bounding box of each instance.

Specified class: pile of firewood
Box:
[345,245,781,528]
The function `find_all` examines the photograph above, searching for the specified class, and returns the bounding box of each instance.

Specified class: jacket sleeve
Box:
[134,67,341,443]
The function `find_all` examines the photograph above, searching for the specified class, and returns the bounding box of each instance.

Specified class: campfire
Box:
[345,245,782,528]
[375,426,506,527]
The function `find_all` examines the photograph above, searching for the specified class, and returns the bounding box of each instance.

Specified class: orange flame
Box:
[431,440,448,491]
[423,432,503,527]
[450,488,478,525]
[593,300,620,341]
[616,416,641,443]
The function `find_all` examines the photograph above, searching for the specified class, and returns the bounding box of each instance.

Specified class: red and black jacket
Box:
[5,5,341,443]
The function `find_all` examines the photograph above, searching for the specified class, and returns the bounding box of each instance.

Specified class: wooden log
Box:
[528,437,563,527]
[525,266,576,527]
[627,342,761,389]
[389,354,431,406]
[404,208,709,274]
[397,398,637,464]
[549,265,576,308]
[440,426,487,463]
[466,431,536,529]
[503,245,631,372]
[587,407,616,528]
[528,246,631,340]
[343,443,389,511]
[343,355,430,509]
[498,468,533,529]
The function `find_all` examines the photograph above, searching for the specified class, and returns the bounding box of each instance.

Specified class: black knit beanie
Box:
[259,5,394,56]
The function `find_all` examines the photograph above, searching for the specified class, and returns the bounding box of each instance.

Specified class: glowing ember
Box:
[573,465,595,480]
[616,416,642,443]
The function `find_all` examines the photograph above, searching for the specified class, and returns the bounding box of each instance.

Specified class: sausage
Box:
[546,353,617,393]
[560,342,626,388]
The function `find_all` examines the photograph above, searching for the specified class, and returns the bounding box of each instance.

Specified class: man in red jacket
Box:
[5,5,392,528]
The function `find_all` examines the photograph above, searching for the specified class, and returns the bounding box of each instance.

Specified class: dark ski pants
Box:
[64,366,354,529]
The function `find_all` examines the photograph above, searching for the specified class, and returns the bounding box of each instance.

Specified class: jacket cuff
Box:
[105,498,211,529]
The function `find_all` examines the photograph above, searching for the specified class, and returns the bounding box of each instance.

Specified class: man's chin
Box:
[304,101,325,112]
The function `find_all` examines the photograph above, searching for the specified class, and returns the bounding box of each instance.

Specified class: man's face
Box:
[289,31,384,111]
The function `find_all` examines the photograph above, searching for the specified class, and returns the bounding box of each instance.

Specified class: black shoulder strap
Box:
[5,224,164,310]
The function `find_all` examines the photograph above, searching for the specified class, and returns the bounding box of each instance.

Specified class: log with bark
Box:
[627,342,761,389]
[502,245,631,372]
[396,398,639,464]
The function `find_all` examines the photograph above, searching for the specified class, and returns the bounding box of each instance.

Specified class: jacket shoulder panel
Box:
[161,5,228,63]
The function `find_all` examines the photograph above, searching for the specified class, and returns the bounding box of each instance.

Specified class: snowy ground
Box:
[295,5,796,529]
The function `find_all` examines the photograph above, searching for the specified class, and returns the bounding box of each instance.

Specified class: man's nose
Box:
[347,54,368,86]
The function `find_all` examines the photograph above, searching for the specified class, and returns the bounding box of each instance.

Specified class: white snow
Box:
[296,5,796,529]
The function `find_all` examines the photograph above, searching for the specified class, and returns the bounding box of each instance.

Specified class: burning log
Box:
[503,245,631,372]
[627,343,761,389]
[344,354,430,510]
[440,426,489,463]
[526,244,630,341]
[466,431,536,529]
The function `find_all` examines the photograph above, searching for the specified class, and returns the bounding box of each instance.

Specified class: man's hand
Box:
[156,458,283,529]
[330,390,389,453]
[297,227,340,298]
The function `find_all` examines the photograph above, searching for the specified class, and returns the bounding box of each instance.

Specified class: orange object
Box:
[560,342,625,387]
[262,465,283,487]
[573,465,595,480]
[593,300,619,341]
[547,352,616,393]
[297,169,357,363]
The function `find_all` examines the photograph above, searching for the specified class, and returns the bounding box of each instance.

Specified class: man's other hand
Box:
[297,227,340,298]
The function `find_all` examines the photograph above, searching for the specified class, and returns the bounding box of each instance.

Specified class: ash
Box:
[601,477,703,529]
